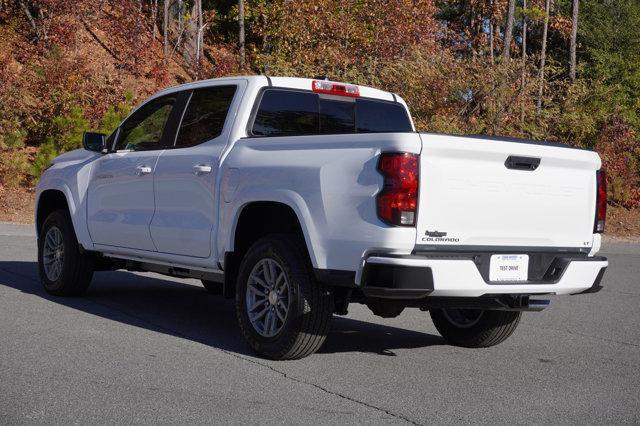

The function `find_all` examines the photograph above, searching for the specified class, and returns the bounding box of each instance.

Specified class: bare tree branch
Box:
[17,0,39,40]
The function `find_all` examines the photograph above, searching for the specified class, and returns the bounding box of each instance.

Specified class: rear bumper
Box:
[361,253,608,299]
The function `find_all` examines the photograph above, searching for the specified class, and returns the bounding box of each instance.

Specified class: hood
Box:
[53,148,98,164]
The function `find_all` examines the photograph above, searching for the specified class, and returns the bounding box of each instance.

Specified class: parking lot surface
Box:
[1,224,638,424]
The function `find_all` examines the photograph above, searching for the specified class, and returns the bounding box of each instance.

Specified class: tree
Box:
[195,0,203,73]
[489,0,495,64]
[163,0,169,57]
[536,0,551,109]
[502,0,516,60]
[579,0,640,128]
[152,0,159,38]
[521,0,527,122]
[569,0,579,81]
[239,0,245,69]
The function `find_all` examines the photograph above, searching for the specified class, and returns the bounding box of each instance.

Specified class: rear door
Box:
[415,133,601,250]
[87,93,183,251]
[150,84,240,258]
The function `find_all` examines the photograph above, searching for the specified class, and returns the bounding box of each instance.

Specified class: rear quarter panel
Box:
[219,133,422,271]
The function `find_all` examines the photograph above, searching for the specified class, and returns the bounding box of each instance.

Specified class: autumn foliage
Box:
[0,0,639,208]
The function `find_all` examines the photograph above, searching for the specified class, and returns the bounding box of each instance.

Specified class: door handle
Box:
[135,165,152,176]
[193,164,212,175]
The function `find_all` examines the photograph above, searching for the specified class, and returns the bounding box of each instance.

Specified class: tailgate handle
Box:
[505,156,540,171]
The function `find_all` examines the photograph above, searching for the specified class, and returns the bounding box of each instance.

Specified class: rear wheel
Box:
[38,210,94,296]
[430,308,521,348]
[235,234,333,360]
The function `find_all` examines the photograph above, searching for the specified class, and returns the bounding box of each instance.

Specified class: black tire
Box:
[430,308,521,348]
[235,234,333,360]
[38,209,94,296]
[201,279,222,294]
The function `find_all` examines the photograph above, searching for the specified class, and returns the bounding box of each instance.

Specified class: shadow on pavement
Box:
[0,261,443,357]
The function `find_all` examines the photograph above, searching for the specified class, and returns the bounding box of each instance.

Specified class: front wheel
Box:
[38,210,95,296]
[235,234,333,360]
[430,308,521,348]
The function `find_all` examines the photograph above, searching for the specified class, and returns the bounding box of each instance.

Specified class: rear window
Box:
[251,89,412,136]
[252,90,318,136]
[320,98,355,134]
[356,98,412,133]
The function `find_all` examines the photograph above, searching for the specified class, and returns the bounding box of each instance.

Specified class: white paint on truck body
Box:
[36,75,607,297]
[416,133,600,249]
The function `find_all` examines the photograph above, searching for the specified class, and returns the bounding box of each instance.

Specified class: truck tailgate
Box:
[416,133,601,250]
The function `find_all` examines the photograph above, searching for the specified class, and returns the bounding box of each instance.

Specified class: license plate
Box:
[489,254,529,282]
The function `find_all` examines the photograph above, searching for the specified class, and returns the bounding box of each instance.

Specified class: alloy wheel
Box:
[43,226,64,282]
[245,258,291,337]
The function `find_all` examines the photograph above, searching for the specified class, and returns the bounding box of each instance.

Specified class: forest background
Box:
[0,0,638,236]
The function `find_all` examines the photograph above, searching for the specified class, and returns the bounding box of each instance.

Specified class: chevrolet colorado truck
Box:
[36,76,608,359]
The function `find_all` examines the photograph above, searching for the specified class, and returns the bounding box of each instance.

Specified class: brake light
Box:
[312,80,359,97]
[594,169,607,233]
[376,153,419,226]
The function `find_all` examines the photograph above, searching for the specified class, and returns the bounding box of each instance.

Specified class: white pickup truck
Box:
[36,76,608,359]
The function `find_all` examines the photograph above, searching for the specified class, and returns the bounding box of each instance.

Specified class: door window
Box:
[175,86,237,147]
[115,95,177,151]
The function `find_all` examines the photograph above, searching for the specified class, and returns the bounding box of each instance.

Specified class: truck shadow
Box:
[0,261,443,357]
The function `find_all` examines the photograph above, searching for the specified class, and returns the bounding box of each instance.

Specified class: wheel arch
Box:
[221,199,320,299]
[36,189,71,236]
[35,184,94,250]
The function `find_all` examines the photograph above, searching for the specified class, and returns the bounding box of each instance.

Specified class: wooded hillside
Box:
[0,0,639,209]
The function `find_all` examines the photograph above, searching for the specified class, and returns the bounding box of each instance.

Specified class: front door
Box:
[150,85,238,258]
[87,93,179,251]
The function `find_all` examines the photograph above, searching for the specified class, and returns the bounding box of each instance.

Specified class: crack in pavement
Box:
[231,355,421,425]
[82,298,422,424]
[0,266,421,424]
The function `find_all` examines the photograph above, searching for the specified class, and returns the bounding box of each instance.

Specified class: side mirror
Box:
[82,132,107,153]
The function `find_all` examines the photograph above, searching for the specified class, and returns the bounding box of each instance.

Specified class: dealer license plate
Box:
[489,254,529,282]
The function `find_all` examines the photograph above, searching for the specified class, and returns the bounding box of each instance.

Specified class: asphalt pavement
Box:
[0,223,638,424]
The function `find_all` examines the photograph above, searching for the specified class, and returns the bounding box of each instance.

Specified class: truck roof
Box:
[154,75,403,105]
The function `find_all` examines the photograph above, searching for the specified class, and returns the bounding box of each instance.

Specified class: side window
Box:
[115,95,176,151]
[175,86,237,148]
[252,90,318,136]
[355,98,412,133]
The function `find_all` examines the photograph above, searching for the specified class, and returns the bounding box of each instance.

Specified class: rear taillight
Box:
[376,153,419,226]
[594,169,607,233]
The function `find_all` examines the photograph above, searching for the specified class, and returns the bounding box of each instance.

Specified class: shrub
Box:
[98,91,135,135]
[31,141,59,180]
[595,116,640,208]
[32,104,88,179]
[0,148,30,189]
